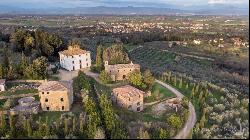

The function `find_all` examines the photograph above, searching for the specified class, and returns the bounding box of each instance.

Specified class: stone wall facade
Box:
[0,84,5,92]
[0,79,5,92]
[39,90,73,111]
[111,92,143,112]
[104,61,140,81]
[111,85,144,112]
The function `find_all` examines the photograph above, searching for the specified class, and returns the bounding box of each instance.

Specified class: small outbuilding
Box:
[0,79,6,92]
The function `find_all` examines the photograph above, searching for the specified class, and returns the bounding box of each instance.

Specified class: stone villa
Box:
[104,61,140,81]
[0,79,6,92]
[38,80,73,111]
[59,45,91,71]
[112,85,144,112]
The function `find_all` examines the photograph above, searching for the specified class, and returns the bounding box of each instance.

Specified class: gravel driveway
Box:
[155,79,197,139]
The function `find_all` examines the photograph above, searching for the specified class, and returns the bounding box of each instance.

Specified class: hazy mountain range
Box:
[0,4,248,15]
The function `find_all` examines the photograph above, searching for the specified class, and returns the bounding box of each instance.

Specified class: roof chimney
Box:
[105,61,109,66]
[68,46,73,50]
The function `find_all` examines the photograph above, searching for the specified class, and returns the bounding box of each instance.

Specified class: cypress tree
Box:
[195,84,200,93]
[96,46,103,69]
[79,115,84,135]
[23,118,28,136]
[168,71,171,82]
[72,116,77,134]
[0,64,4,78]
[191,87,195,99]
[185,82,189,89]
[9,114,16,137]
[198,91,204,103]
[174,75,177,86]
[38,117,42,134]
[0,114,7,133]
[179,77,183,88]
[27,119,33,137]
[64,118,69,135]
[3,48,10,68]
[20,52,29,75]
[199,114,206,129]
[45,116,50,136]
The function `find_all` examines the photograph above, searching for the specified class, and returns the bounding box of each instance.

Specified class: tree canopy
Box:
[10,29,63,61]
[103,43,130,65]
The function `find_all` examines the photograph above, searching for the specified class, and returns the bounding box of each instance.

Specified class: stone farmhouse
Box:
[59,45,91,71]
[104,61,140,81]
[111,85,144,112]
[38,80,73,111]
[0,79,6,92]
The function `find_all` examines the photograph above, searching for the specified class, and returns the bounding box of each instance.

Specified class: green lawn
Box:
[33,103,84,123]
[112,105,162,122]
[34,95,40,101]
[152,83,175,97]
[145,82,175,103]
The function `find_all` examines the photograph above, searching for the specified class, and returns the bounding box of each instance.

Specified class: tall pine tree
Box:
[96,46,103,69]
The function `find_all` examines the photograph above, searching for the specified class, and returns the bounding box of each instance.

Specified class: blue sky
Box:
[0,0,249,8]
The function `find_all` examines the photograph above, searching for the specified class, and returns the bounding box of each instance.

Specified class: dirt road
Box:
[155,80,196,139]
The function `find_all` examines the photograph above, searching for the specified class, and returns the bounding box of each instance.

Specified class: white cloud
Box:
[208,0,246,4]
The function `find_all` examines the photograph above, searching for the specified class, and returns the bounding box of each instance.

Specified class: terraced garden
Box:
[128,46,176,74]
[128,43,248,95]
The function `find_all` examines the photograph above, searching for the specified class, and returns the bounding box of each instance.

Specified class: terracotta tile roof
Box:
[59,45,89,56]
[0,79,5,85]
[112,85,144,102]
[106,63,140,70]
[38,81,70,91]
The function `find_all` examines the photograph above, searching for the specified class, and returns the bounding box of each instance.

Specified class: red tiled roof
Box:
[59,45,89,56]
[38,81,71,91]
[112,85,144,101]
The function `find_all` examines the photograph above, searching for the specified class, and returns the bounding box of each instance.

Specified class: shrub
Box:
[3,99,15,110]
[167,114,183,130]
[99,70,112,84]
[127,70,143,87]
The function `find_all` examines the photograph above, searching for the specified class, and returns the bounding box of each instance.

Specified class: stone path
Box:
[144,97,176,108]
[56,69,79,81]
[155,79,197,139]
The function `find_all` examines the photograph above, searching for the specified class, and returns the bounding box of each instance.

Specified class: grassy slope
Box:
[0,89,38,97]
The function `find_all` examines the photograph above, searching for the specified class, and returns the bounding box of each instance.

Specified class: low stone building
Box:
[111,85,144,112]
[165,97,182,112]
[59,45,91,71]
[0,79,6,92]
[38,80,73,111]
[104,61,140,81]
